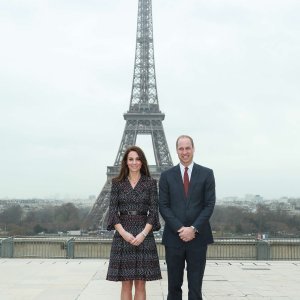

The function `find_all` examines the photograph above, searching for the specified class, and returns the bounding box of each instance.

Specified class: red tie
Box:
[184,167,189,197]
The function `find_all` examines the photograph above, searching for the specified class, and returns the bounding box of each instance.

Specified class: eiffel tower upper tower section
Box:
[127,0,160,115]
[114,0,173,172]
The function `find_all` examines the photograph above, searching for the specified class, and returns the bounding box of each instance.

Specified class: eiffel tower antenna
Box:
[86,0,173,230]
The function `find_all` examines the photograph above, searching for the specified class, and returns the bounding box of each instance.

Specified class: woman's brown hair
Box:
[114,146,150,181]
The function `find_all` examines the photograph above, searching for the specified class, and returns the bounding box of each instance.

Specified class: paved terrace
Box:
[0,259,299,300]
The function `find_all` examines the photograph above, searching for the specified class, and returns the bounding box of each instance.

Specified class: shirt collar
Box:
[179,162,194,174]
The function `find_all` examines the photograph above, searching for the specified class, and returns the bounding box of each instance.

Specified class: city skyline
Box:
[1,0,300,199]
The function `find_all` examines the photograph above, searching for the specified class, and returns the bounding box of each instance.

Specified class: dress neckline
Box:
[127,174,142,189]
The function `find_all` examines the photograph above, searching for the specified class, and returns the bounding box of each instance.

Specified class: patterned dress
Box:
[106,175,162,281]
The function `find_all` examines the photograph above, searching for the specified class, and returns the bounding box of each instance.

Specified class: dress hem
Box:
[106,276,162,282]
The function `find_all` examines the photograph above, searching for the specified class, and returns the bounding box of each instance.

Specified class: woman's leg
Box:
[134,280,146,300]
[121,280,133,300]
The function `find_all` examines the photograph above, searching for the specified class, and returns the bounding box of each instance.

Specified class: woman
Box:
[106,146,162,300]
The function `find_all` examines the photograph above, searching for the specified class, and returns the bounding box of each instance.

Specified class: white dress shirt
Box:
[179,162,194,182]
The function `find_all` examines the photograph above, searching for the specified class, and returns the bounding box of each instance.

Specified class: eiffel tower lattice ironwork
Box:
[86,0,173,230]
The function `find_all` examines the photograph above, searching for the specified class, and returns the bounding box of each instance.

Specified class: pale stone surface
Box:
[0,259,299,299]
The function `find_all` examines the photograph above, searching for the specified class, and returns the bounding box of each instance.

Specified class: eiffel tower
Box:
[86,0,173,230]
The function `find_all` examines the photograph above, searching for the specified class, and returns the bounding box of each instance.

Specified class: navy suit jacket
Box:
[159,163,216,248]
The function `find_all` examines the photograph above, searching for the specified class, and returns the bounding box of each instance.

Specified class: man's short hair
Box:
[176,135,194,148]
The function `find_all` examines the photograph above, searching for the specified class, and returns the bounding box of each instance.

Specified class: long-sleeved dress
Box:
[106,175,162,281]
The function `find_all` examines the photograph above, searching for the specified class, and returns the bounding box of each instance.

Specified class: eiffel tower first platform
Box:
[86,0,173,230]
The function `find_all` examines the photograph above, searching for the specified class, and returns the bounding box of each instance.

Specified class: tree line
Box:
[0,203,89,235]
[0,203,299,237]
[211,204,300,237]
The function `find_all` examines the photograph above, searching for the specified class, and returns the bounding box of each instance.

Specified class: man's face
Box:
[176,137,195,167]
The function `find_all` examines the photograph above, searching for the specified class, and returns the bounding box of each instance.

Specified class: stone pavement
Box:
[0,259,299,299]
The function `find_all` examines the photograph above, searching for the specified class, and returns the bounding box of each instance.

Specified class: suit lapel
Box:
[186,164,200,204]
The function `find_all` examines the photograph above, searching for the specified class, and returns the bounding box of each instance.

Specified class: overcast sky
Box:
[1,0,300,200]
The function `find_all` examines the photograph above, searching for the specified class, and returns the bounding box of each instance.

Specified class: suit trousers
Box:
[165,244,207,300]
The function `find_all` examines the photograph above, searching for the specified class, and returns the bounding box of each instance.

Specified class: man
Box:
[159,135,216,300]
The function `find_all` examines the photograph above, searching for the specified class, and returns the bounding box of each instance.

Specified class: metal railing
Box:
[73,238,111,259]
[0,237,13,258]
[269,239,300,260]
[1,237,299,260]
[207,238,257,260]
[13,237,72,258]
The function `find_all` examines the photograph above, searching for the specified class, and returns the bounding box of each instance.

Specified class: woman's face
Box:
[127,151,142,173]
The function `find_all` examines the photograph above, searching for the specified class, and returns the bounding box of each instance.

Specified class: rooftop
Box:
[0,259,299,299]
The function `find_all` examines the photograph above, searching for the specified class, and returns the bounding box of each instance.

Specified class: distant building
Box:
[245,194,263,203]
